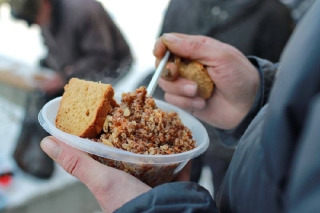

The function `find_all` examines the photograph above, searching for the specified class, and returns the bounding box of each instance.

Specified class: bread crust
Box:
[78,89,114,138]
[175,57,214,99]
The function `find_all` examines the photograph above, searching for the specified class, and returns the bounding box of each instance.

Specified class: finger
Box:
[40,136,114,189]
[161,62,179,81]
[41,137,151,213]
[34,84,48,93]
[155,51,175,68]
[158,77,198,97]
[164,93,206,111]
[153,33,211,59]
[160,33,222,63]
[153,36,168,60]
[169,33,212,44]
[35,84,54,94]
[40,136,121,210]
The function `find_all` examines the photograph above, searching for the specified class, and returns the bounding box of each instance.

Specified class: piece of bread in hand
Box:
[55,78,116,138]
[175,57,214,99]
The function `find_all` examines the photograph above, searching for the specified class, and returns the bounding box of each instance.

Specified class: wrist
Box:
[60,66,74,83]
[225,56,267,137]
[93,169,151,213]
[57,72,67,87]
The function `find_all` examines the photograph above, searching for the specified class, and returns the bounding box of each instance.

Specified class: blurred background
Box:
[0,1,212,212]
[0,0,312,213]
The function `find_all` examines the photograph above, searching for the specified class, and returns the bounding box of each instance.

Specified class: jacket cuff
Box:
[114,182,219,213]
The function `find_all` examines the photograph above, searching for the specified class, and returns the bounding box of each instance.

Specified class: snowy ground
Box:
[0,1,213,211]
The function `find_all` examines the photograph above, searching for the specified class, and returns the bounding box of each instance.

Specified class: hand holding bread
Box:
[160,53,215,99]
[155,33,260,130]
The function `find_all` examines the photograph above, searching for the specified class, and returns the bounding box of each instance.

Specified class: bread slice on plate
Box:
[55,78,116,138]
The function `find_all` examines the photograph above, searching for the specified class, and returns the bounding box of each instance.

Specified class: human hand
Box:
[154,33,260,130]
[33,72,65,94]
[40,137,151,213]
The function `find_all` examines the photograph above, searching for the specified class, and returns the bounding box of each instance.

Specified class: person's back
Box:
[41,0,132,84]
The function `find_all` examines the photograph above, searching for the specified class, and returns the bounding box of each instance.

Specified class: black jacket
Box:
[116,1,320,212]
[161,0,293,63]
[41,0,133,85]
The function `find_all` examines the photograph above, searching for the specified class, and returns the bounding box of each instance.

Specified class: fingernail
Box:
[183,84,197,96]
[163,33,178,43]
[40,137,61,160]
[192,100,206,109]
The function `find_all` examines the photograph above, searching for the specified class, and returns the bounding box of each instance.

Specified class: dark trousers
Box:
[13,89,63,179]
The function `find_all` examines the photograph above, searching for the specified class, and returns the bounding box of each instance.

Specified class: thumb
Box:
[40,136,114,190]
[40,136,151,212]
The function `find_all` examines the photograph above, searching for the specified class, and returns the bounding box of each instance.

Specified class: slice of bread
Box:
[55,78,116,138]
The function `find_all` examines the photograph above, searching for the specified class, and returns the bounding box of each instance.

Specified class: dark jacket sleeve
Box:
[63,1,132,84]
[285,94,320,213]
[115,182,219,213]
[216,56,277,149]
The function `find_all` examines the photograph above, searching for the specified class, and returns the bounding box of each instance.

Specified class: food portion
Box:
[175,56,214,99]
[55,78,116,138]
[96,86,195,155]
[91,155,183,187]
[55,78,196,187]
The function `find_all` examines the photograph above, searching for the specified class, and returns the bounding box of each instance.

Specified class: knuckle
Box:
[220,44,236,60]
[61,153,82,177]
[183,40,203,58]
